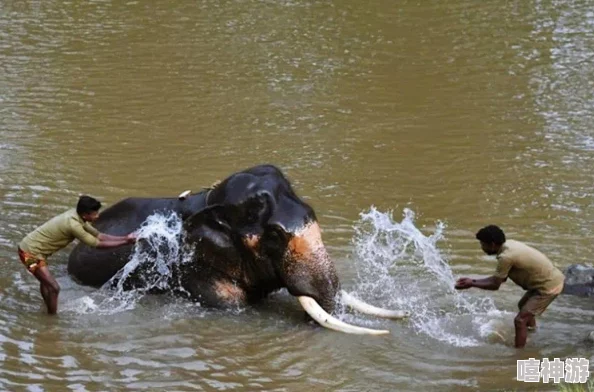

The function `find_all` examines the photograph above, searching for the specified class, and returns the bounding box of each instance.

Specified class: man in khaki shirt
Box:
[455,225,565,348]
[18,195,136,315]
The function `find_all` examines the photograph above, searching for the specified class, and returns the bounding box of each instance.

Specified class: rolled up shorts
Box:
[518,289,559,316]
[18,248,47,274]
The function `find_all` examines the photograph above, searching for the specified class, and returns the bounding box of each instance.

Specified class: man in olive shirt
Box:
[18,195,136,315]
[455,225,565,348]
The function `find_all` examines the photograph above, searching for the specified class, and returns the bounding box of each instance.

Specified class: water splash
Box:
[66,212,194,315]
[350,207,506,347]
[109,212,192,291]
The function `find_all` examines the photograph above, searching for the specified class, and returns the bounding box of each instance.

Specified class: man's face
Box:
[480,241,499,255]
[82,211,100,222]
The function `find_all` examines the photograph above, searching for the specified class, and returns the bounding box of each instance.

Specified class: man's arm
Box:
[72,221,134,248]
[98,233,135,242]
[84,223,135,243]
[95,238,130,248]
[456,254,512,291]
[456,276,505,291]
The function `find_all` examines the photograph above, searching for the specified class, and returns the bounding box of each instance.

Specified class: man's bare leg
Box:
[514,311,534,348]
[527,317,536,331]
[40,283,51,308]
[33,266,60,314]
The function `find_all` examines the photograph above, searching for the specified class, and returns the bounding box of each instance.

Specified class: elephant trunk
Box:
[282,222,340,314]
[280,221,410,335]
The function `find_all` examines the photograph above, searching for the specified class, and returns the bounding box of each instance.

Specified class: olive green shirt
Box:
[19,208,101,259]
[494,240,565,295]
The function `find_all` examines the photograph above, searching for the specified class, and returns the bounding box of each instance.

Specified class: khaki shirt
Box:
[19,208,101,259]
[494,240,565,295]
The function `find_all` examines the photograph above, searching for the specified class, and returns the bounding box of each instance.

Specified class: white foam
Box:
[62,296,99,314]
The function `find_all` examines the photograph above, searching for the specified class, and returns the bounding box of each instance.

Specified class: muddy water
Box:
[1,0,594,391]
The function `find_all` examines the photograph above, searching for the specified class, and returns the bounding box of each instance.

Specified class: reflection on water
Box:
[1,0,594,391]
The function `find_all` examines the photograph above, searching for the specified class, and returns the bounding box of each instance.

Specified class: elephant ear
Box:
[183,204,233,248]
[183,204,250,273]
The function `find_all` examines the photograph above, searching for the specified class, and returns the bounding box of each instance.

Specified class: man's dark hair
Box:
[475,225,506,245]
[76,195,102,215]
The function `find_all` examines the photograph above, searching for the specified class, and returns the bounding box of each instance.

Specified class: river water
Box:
[1,0,594,391]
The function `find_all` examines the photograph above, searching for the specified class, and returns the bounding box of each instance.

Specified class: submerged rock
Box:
[564,264,594,285]
[561,264,594,297]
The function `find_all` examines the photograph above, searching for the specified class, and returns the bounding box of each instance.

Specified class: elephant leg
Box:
[210,279,247,307]
[178,271,247,308]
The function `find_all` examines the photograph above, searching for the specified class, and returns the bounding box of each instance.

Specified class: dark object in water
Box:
[562,264,594,297]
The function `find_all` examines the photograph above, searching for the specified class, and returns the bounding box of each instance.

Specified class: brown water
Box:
[1,0,594,391]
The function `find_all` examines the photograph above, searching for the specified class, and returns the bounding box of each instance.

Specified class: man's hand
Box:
[455,277,474,290]
[126,233,137,244]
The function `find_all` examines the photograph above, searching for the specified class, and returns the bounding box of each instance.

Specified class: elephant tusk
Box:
[341,290,410,319]
[297,296,389,335]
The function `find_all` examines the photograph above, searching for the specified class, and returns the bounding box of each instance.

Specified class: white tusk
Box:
[178,190,192,200]
[341,290,410,319]
[298,296,389,335]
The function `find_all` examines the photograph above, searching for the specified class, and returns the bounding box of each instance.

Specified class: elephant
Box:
[68,164,408,334]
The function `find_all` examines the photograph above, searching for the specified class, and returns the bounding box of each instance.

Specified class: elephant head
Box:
[181,165,408,334]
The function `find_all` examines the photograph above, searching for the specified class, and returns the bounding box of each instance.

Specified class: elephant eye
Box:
[247,211,258,223]
[244,198,266,224]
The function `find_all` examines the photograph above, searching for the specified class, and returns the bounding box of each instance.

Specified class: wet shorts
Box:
[518,289,558,316]
[18,248,47,274]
